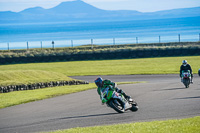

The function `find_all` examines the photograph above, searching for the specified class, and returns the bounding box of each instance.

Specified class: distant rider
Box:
[94,77,131,104]
[180,60,193,83]
[198,69,200,77]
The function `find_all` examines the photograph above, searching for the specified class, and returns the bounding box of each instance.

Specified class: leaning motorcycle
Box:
[181,70,191,88]
[101,86,138,113]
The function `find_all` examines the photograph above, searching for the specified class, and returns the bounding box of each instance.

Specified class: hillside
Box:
[0,0,199,23]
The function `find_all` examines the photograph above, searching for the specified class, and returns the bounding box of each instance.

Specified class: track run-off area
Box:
[0,74,200,133]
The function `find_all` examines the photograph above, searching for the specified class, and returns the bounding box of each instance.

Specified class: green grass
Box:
[0,82,142,109]
[0,70,74,86]
[43,116,200,133]
[1,56,199,132]
[0,83,95,109]
[0,56,199,76]
[0,56,199,108]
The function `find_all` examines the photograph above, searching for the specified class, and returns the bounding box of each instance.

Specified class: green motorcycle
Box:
[101,87,138,113]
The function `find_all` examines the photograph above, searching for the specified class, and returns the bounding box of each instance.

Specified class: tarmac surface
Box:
[0,74,199,133]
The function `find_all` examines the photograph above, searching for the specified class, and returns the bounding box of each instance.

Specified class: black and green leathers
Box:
[97,79,116,96]
[97,79,130,102]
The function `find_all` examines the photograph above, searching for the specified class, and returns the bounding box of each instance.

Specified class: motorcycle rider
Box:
[180,60,193,83]
[94,77,132,104]
[198,69,200,77]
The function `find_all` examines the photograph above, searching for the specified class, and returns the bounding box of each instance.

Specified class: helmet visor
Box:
[95,78,103,87]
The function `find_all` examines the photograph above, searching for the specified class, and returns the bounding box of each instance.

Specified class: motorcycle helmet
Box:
[182,60,187,66]
[95,77,103,87]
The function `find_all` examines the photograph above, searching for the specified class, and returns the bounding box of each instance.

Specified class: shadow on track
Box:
[0,113,120,130]
[172,96,200,100]
[57,112,120,120]
[163,87,186,91]
[153,87,185,91]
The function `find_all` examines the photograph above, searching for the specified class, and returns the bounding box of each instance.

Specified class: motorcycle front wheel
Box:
[130,103,139,112]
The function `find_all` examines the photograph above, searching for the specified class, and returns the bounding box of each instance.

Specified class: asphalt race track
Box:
[0,74,200,133]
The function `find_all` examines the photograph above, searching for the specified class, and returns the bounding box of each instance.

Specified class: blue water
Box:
[0,17,200,50]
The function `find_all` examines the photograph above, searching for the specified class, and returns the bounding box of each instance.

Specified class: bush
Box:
[0,42,200,64]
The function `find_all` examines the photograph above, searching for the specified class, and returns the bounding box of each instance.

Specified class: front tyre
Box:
[130,104,139,112]
[108,99,125,113]
[130,101,139,112]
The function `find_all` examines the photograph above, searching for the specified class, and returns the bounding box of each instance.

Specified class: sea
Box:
[0,16,200,50]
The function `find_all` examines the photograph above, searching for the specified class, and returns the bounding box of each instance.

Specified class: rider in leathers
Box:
[95,77,131,103]
[180,60,193,83]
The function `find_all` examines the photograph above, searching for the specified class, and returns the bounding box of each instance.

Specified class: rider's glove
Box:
[102,98,107,104]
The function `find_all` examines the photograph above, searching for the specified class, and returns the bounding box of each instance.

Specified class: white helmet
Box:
[182,60,187,66]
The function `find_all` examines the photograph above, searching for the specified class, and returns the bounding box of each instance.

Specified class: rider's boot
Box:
[191,74,193,84]
[121,92,133,102]
[191,78,193,84]
[116,88,133,102]
[120,90,138,106]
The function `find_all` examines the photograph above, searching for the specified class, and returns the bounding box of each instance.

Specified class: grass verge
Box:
[0,56,199,87]
[0,70,74,86]
[0,56,199,76]
[0,82,142,109]
[42,116,200,133]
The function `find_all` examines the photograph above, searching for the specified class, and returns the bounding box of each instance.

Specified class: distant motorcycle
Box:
[181,70,191,88]
[101,86,138,113]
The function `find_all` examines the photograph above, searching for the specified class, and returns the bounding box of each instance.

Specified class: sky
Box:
[0,0,200,12]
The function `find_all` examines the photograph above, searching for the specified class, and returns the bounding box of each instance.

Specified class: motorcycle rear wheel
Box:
[183,78,190,88]
[108,99,125,113]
